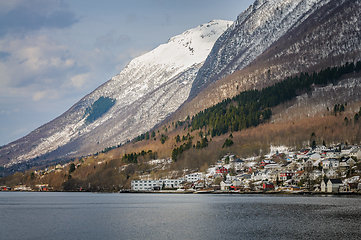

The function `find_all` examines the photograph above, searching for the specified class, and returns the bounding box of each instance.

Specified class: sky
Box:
[0,0,255,146]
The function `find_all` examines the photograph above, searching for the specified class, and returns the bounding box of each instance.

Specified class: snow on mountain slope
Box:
[1,20,232,167]
[173,0,361,123]
[190,0,331,96]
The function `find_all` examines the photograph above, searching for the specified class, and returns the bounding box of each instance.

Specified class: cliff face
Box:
[177,0,361,121]
[0,20,232,166]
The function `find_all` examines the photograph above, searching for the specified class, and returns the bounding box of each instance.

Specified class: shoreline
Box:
[2,190,360,196]
[119,190,361,195]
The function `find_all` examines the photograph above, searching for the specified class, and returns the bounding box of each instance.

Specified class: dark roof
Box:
[233,158,244,163]
[329,179,343,184]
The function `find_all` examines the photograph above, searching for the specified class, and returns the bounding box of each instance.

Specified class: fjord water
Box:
[1,192,361,240]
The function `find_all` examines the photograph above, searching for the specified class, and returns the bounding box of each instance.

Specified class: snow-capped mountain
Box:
[2,0,361,173]
[190,0,331,96]
[0,20,232,167]
[175,0,361,121]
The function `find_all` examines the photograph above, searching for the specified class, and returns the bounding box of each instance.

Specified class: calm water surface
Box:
[1,192,361,240]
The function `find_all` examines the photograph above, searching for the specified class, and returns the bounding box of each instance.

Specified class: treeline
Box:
[122,150,157,164]
[84,96,115,124]
[191,61,361,136]
[171,139,193,162]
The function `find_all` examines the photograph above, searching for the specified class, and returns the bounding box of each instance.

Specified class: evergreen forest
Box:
[84,97,116,124]
[191,61,361,137]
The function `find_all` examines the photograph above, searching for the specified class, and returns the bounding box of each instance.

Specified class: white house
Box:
[321,159,339,169]
[251,170,273,181]
[131,179,183,191]
[185,172,204,182]
[325,168,338,179]
[310,169,322,180]
[326,150,341,158]
[349,148,361,159]
[326,179,343,193]
[321,179,327,192]
[308,153,321,161]
[232,158,245,171]
[341,146,357,156]
[339,158,356,169]
[312,145,327,153]
[220,181,232,191]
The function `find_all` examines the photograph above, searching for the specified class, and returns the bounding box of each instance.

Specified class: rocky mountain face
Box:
[190,0,332,97]
[175,0,361,121]
[0,20,232,167]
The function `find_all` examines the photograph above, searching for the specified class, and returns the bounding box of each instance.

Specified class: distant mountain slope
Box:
[175,0,361,120]
[0,20,232,167]
[190,0,332,97]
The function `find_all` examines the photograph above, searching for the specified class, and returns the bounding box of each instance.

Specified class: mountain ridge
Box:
[173,0,361,122]
[0,19,232,167]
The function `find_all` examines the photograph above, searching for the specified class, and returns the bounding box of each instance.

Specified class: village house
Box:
[297,148,311,159]
[191,180,205,189]
[321,158,339,169]
[231,158,245,171]
[312,145,327,153]
[339,157,356,169]
[341,146,358,156]
[215,166,228,174]
[259,159,276,167]
[220,180,232,191]
[310,169,322,180]
[131,178,183,191]
[251,170,273,181]
[13,185,32,191]
[220,154,236,164]
[307,152,322,161]
[185,172,204,182]
[278,171,294,181]
[263,182,275,191]
[321,179,343,193]
[36,184,49,191]
[324,168,338,179]
[349,148,361,159]
[284,161,299,171]
[268,171,279,182]
[326,150,341,159]
[1,186,11,191]
[292,171,306,182]
[264,163,282,170]
[236,173,251,180]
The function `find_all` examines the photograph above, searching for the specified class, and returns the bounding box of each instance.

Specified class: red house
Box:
[263,182,274,190]
[260,159,275,167]
[216,166,228,174]
[279,172,294,181]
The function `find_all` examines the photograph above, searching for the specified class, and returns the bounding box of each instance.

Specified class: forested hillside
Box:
[190,62,361,137]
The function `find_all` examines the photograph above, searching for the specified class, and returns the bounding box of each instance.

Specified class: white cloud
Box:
[32,89,60,101]
[32,91,47,101]
[0,35,76,88]
[70,73,90,88]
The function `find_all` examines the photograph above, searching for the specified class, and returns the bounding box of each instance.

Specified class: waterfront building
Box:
[185,172,204,182]
[131,178,183,191]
